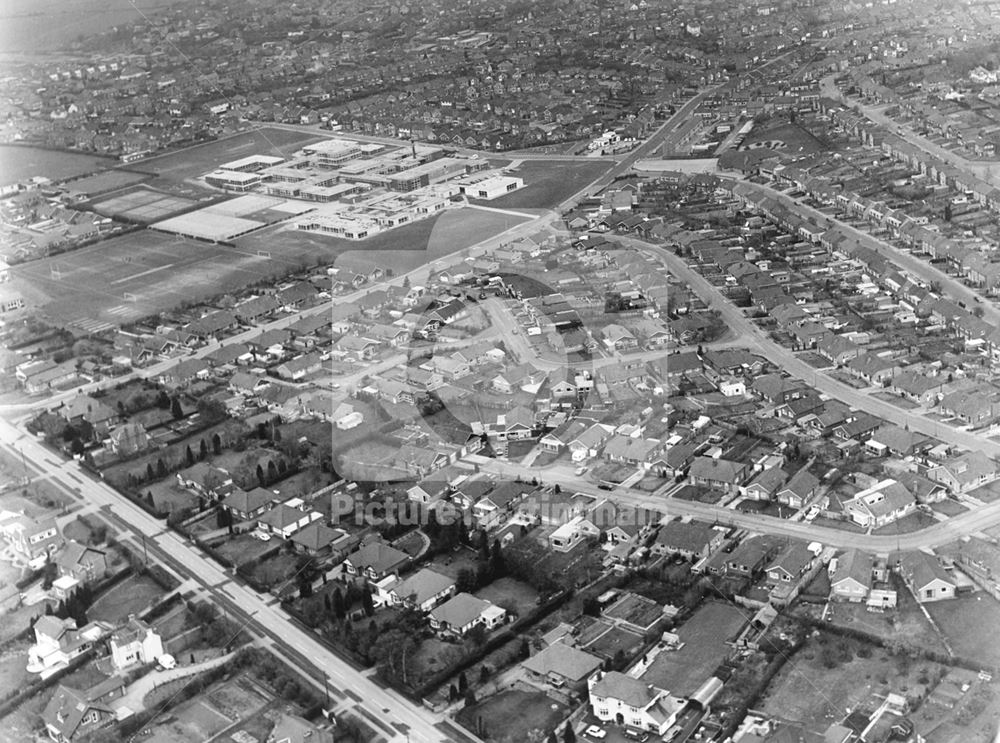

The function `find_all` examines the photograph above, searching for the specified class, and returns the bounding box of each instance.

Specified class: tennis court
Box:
[91,187,200,223]
[152,194,312,241]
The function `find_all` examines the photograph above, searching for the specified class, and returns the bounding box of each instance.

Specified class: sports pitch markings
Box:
[110,262,176,285]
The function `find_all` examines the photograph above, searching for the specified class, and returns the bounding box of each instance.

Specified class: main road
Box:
[0,415,460,743]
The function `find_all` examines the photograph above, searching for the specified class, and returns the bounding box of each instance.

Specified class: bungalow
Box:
[229,371,271,396]
[846,352,903,386]
[830,549,873,603]
[602,324,638,351]
[343,540,411,581]
[257,505,323,539]
[175,462,233,500]
[900,551,958,603]
[429,592,507,637]
[843,479,917,529]
[707,535,774,577]
[55,541,108,583]
[602,435,662,467]
[275,352,324,381]
[817,334,861,366]
[765,542,815,586]
[743,467,787,501]
[928,451,999,493]
[776,468,820,509]
[472,482,531,529]
[521,641,603,691]
[332,335,381,361]
[289,522,352,559]
[688,457,747,494]
[651,519,725,560]
[387,568,456,612]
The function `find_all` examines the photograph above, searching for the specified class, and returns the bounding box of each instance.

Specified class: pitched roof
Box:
[521,641,602,682]
[590,670,659,708]
[391,568,455,606]
[430,592,492,628]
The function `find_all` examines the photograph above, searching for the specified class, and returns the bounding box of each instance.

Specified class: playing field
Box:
[137,127,327,181]
[469,159,611,209]
[90,186,202,223]
[11,229,314,334]
[65,169,151,197]
[153,193,313,241]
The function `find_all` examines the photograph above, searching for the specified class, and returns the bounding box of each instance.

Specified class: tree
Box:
[479,665,489,684]
[216,508,232,529]
[361,588,374,617]
[146,462,155,481]
[333,588,346,619]
[156,390,171,409]
[458,671,468,694]
[563,724,577,743]
[156,458,167,478]
[490,539,505,577]
[449,684,459,701]
[256,464,265,487]
[146,491,155,508]
[170,397,184,419]
[548,733,559,743]
[199,439,208,460]
[69,438,85,456]
[185,445,195,466]
[212,433,223,455]
[944,201,953,221]
[267,460,278,482]
[464,689,477,708]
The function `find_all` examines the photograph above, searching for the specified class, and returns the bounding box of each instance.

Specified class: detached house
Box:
[651,520,725,561]
[42,680,125,743]
[430,592,507,637]
[843,479,917,529]
[900,551,958,603]
[387,568,456,612]
[588,671,686,738]
[343,540,411,582]
[928,451,999,493]
[688,457,748,494]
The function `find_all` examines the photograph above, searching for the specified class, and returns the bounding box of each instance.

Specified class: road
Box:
[0,416,457,743]
[606,234,1000,459]
[742,181,1000,325]
[472,456,1000,553]
[819,74,1000,187]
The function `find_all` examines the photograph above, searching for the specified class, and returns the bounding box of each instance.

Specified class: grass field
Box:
[135,128,326,182]
[469,159,610,209]
[641,601,748,695]
[457,689,569,743]
[11,229,312,333]
[66,169,151,196]
[475,577,539,618]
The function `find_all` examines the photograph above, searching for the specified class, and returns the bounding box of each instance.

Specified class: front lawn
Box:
[456,689,569,743]
[89,573,166,623]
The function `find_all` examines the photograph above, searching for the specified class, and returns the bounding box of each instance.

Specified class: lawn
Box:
[673,484,723,504]
[469,159,611,210]
[641,601,748,696]
[873,511,938,535]
[250,552,299,590]
[925,594,1000,670]
[475,577,539,618]
[581,623,645,661]
[89,573,166,624]
[930,499,969,517]
[143,479,200,514]
[456,689,569,743]
[760,633,944,730]
[212,532,277,566]
[0,640,31,696]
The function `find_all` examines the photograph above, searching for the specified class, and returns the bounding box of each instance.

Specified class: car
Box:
[623,730,649,742]
[156,654,176,670]
[252,530,271,541]
[804,506,820,521]
[575,466,588,476]
[585,726,606,739]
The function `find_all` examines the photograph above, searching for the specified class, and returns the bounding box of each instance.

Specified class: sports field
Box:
[469,159,611,210]
[11,230,311,334]
[137,127,327,181]
[90,186,202,223]
[65,169,151,197]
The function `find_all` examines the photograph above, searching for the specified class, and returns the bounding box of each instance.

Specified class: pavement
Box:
[113,650,236,714]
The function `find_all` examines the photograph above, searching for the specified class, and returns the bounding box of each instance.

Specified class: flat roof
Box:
[153,210,263,241]
[220,154,284,170]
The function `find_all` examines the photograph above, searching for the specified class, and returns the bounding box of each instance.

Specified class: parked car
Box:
[804,506,820,521]
[585,726,607,739]
[156,654,176,670]
[252,530,271,541]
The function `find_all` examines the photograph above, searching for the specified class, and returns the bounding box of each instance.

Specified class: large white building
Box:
[588,670,686,737]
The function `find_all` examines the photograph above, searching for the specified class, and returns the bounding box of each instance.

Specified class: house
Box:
[651,520,725,561]
[257,504,322,539]
[843,479,917,529]
[491,405,536,441]
[472,481,531,529]
[602,324,638,351]
[290,523,352,559]
[229,371,271,396]
[588,670,686,737]
[27,616,111,675]
[548,514,602,552]
[521,641,603,690]
[343,540,411,581]
[743,467,787,501]
[900,551,957,603]
[175,462,233,499]
[105,422,151,457]
[58,395,116,433]
[776,468,819,509]
[2,514,62,568]
[387,568,456,612]
[109,615,164,670]
[707,535,774,577]
[274,352,324,381]
[928,451,999,493]
[765,542,815,586]
[429,592,507,637]
[829,549,873,603]
[602,436,662,467]
[220,487,277,522]
[688,457,747,493]
[42,679,125,743]
[55,541,108,583]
